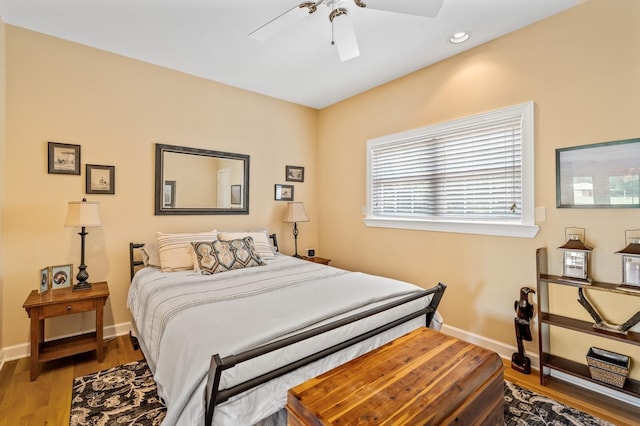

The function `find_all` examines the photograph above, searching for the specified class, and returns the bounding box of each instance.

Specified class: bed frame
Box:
[128,237,446,426]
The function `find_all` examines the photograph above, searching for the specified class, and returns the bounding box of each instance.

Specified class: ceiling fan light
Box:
[449,31,470,44]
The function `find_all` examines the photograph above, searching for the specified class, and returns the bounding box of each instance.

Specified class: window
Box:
[365,102,538,238]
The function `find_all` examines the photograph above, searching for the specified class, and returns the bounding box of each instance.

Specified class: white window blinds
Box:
[366,102,538,238]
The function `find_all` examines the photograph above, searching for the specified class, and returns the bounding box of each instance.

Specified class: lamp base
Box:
[73,281,92,291]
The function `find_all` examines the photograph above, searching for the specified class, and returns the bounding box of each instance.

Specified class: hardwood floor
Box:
[0,335,637,425]
[0,335,144,426]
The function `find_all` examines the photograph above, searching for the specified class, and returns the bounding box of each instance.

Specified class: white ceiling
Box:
[0,0,580,109]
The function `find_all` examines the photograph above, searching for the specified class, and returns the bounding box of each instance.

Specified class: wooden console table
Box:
[23,281,109,380]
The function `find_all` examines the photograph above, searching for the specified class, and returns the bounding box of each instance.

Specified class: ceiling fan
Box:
[249,0,445,62]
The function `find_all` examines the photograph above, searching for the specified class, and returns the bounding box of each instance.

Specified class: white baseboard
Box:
[549,369,640,408]
[440,323,540,368]
[0,321,132,365]
[440,324,640,408]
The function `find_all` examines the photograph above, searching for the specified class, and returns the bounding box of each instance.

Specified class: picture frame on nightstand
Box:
[50,264,73,290]
[39,267,50,294]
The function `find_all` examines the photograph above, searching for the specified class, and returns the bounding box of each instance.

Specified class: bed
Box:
[127,232,446,426]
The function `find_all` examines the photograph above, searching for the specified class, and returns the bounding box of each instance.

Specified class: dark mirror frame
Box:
[155,143,250,215]
[556,138,640,209]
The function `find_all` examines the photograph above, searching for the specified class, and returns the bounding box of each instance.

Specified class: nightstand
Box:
[23,281,109,380]
[302,256,331,265]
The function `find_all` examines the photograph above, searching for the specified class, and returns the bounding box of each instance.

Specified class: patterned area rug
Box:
[504,381,613,426]
[70,361,165,426]
[70,361,613,426]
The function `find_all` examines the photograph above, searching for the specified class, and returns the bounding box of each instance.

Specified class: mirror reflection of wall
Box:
[164,152,218,208]
[155,144,250,215]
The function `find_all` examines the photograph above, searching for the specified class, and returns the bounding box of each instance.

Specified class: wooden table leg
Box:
[96,303,104,362]
[30,315,42,381]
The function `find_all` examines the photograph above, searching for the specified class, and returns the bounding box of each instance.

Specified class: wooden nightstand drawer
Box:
[39,299,96,318]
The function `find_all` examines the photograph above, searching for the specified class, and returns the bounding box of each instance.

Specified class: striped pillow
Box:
[218,231,275,259]
[156,230,218,272]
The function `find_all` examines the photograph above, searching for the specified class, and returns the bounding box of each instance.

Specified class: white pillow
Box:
[218,230,275,259]
[156,230,218,272]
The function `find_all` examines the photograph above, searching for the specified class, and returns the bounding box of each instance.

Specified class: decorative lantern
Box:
[615,231,640,288]
[558,229,592,280]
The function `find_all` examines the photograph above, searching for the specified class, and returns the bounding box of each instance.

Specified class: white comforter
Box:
[128,254,435,425]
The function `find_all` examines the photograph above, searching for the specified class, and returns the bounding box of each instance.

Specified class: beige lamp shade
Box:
[65,199,102,227]
[283,202,309,223]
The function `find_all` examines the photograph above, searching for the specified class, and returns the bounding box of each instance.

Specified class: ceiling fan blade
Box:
[249,4,311,42]
[332,12,360,62]
[358,0,445,17]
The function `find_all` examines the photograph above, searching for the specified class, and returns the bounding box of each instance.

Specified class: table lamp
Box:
[283,202,309,258]
[65,198,101,290]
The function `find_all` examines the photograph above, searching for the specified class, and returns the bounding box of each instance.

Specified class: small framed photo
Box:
[39,267,50,294]
[50,264,73,290]
[48,142,81,175]
[231,184,242,205]
[275,184,294,201]
[86,164,115,194]
[164,180,176,208]
[286,165,305,182]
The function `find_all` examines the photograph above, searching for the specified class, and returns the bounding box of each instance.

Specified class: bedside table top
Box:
[23,281,109,309]
[302,256,331,264]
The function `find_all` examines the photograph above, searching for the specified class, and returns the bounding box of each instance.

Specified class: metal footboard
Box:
[204,282,446,426]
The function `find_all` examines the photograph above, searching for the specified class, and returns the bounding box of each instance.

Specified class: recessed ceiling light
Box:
[449,32,470,44]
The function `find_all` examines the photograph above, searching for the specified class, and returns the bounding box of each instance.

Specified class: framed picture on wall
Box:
[286,165,305,182]
[275,184,294,201]
[231,185,242,205]
[48,142,81,175]
[164,180,176,208]
[86,164,115,194]
[556,138,640,208]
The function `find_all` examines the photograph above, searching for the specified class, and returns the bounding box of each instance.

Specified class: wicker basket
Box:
[586,347,630,389]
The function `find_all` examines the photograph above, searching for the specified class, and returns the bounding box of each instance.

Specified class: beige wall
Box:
[0,16,6,354]
[318,0,640,374]
[2,25,318,347]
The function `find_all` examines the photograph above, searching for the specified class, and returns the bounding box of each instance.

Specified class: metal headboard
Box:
[129,234,279,280]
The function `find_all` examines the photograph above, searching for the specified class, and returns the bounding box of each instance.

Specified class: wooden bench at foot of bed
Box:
[286,327,504,425]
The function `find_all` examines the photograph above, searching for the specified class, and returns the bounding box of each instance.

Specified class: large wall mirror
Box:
[155,143,250,215]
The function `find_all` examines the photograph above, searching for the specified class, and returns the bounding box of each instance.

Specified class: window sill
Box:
[363,217,540,238]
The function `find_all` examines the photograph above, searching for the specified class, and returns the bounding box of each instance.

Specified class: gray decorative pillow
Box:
[214,237,265,270]
[191,241,227,275]
[192,237,265,275]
